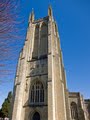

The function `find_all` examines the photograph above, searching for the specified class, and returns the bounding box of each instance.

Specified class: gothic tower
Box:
[11,7,68,120]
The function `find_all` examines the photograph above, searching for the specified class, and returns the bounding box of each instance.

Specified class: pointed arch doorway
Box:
[32,112,40,120]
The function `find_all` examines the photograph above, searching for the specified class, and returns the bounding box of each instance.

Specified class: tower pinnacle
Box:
[48,5,53,20]
[30,8,34,22]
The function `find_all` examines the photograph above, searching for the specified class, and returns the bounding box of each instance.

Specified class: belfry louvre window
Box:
[40,22,48,57]
[30,81,44,104]
[32,24,39,59]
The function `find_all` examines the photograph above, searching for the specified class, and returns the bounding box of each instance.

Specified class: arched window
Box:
[32,24,39,59]
[40,22,48,58]
[71,102,78,119]
[32,112,40,120]
[30,81,44,104]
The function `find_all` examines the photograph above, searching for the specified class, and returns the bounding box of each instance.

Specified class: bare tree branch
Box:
[0,0,26,84]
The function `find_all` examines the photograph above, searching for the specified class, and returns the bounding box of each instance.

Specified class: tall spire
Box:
[48,5,53,20]
[30,8,34,22]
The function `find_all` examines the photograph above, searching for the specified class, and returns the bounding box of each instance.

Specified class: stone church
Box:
[11,7,90,120]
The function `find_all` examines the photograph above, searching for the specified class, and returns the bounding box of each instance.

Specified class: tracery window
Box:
[30,81,44,104]
[71,102,78,120]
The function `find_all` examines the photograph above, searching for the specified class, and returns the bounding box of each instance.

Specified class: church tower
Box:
[11,7,68,120]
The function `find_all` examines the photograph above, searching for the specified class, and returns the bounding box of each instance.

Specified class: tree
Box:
[0,0,22,35]
[0,109,3,118]
[87,103,90,120]
[0,0,26,84]
[0,91,12,118]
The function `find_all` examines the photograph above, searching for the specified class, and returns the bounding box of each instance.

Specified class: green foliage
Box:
[0,91,12,118]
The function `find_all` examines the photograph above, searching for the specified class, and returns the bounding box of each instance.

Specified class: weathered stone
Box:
[11,7,90,120]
